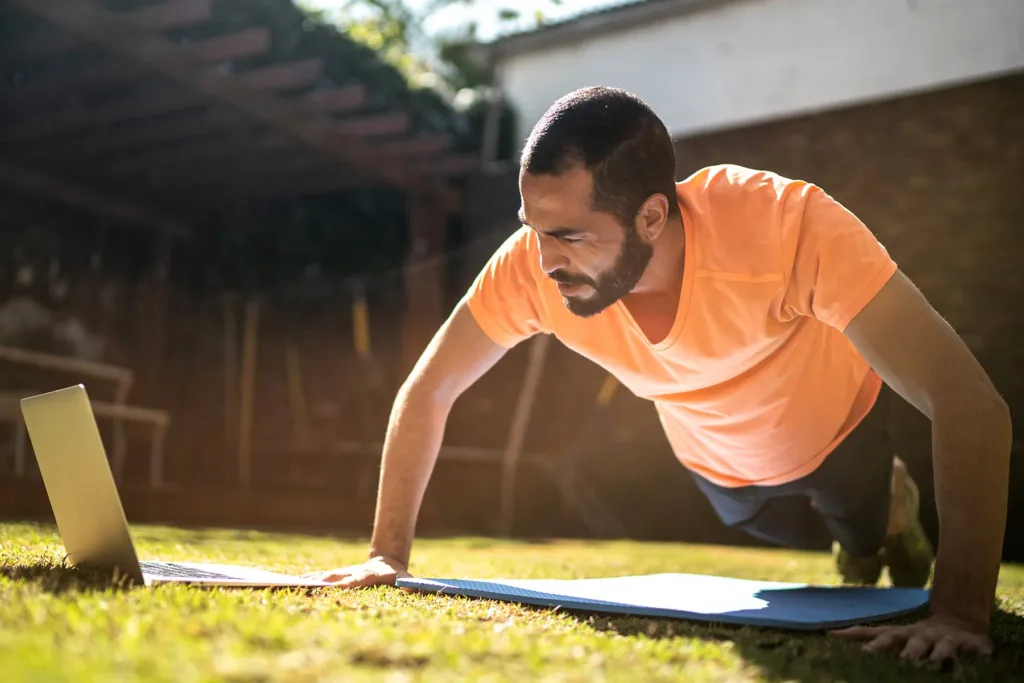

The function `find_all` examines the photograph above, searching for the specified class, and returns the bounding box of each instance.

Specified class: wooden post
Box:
[351,280,372,361]
[498,333,552,537]
[222,293,238,447]
[149,231,171,385]
[237,297,261,489]
[284,341,309,449]
[401,186,449,374]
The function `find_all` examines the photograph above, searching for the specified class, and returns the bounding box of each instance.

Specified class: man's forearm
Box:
[368,385,452,567]
[929,395,1012,628]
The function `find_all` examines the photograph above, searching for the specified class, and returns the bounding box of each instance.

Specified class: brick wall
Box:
[669,71,1024,556]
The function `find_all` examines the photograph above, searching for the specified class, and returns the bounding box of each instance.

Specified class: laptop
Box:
[19,384,330,588]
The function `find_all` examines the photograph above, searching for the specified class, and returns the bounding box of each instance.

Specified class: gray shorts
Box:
[689,384,896,557]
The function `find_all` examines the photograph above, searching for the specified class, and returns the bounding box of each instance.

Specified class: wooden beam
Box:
[0,61,328,144]
[101,134,295,175]
[140,152,338,187]
[11,0,408,187]
[131,0,212,31]
[232,171,376,199]
[0,89,208,143]
[233,59,323,92]
[155,165,375,202]
[3,0,212,60]
[379,134,452,158]
[330,111,410,137]
[14,108,242,161]
[158,150,468,200]
[16,85,371,163]
[181,27,272,63]
[95,109,423,176]
[409,153,481,177]
[6,28,272,114]
[0,159,191,236]
[9,60,143,101]
[295,85,367,114]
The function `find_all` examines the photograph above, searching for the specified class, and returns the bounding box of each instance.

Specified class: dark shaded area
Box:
[602,609,1023,683]
[0,561,135,595]
[551,602,1022,683]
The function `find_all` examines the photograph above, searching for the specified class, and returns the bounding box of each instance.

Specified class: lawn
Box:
[0,522,1021,682]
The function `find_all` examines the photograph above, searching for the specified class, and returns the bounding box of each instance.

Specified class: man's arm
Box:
[308,299,509,584]
[836,269,1012,655]
[370,300,508,566]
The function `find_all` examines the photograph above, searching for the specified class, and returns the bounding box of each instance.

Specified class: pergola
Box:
[1,0,476,227]
[1,0,474,369]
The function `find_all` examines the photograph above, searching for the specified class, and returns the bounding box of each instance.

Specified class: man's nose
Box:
[537,234,568,275]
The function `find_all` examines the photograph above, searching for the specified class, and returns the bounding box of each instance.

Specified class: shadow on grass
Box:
[577,605,1024,682]
[0,561,330,597]
[0,562,136,594]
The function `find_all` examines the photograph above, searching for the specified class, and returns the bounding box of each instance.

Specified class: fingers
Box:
[862,630,902,654]
[329,573,375,588]
[899,634,933,660]
[302,564,361,581]
[831,625,909,654]
[966,633,994,658]
[308,569,401,588]
[928,636,959,663]
[919,634,993,664]
[832,618,995,663]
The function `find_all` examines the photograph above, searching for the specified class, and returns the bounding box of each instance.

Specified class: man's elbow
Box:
[934,377,1013,453]
[973,378,1012,441]
[397,372,458,413]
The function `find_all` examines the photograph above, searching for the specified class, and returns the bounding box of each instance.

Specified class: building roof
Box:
[482,0,733,60]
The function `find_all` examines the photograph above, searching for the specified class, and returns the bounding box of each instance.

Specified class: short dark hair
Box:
[520,86,679,225]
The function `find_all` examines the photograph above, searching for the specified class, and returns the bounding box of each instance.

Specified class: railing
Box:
[0,345,171,487]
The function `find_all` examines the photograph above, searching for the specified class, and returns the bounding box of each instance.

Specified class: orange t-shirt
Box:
[465,164,897,488]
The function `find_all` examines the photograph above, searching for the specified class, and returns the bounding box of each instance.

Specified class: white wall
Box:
[499,0,1024,144]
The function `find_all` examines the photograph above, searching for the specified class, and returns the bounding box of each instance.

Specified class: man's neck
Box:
[630,214,686,298]
[620,215,686,344]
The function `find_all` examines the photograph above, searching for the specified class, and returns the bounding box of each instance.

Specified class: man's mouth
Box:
[556,282,589,297]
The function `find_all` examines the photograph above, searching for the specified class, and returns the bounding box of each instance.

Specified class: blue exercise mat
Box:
[396,573,930,630]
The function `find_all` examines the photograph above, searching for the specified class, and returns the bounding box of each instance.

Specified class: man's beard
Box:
[549,227,653,318]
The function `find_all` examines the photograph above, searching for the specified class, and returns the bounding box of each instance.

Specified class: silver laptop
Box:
[19,384,330,588]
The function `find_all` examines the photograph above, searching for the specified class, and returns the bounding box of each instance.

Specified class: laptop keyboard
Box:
[140,561,240,580]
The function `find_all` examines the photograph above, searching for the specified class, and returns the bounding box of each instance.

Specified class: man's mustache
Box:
[549,270,595,287]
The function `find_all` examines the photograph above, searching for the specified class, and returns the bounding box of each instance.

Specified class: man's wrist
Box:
[368,544,410,568]
[929,562,996,631]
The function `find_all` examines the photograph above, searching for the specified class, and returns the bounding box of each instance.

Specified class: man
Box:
[310,87,1011,662]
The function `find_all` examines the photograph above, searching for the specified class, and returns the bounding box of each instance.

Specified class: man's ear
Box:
[635,193,671,242]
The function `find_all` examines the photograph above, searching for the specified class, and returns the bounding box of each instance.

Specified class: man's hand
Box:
[831,614,994,662]
[303,556,410,588]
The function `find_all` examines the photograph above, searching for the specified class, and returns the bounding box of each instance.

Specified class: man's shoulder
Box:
[489,224,538,265]
[676,165,808,273]
[476,224,544,287]
[677,164,799,202]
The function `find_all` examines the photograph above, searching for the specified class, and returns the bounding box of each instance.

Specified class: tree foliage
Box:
[299,0,562,92]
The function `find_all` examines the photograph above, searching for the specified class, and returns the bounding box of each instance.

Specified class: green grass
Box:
[0,522,1021,682]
